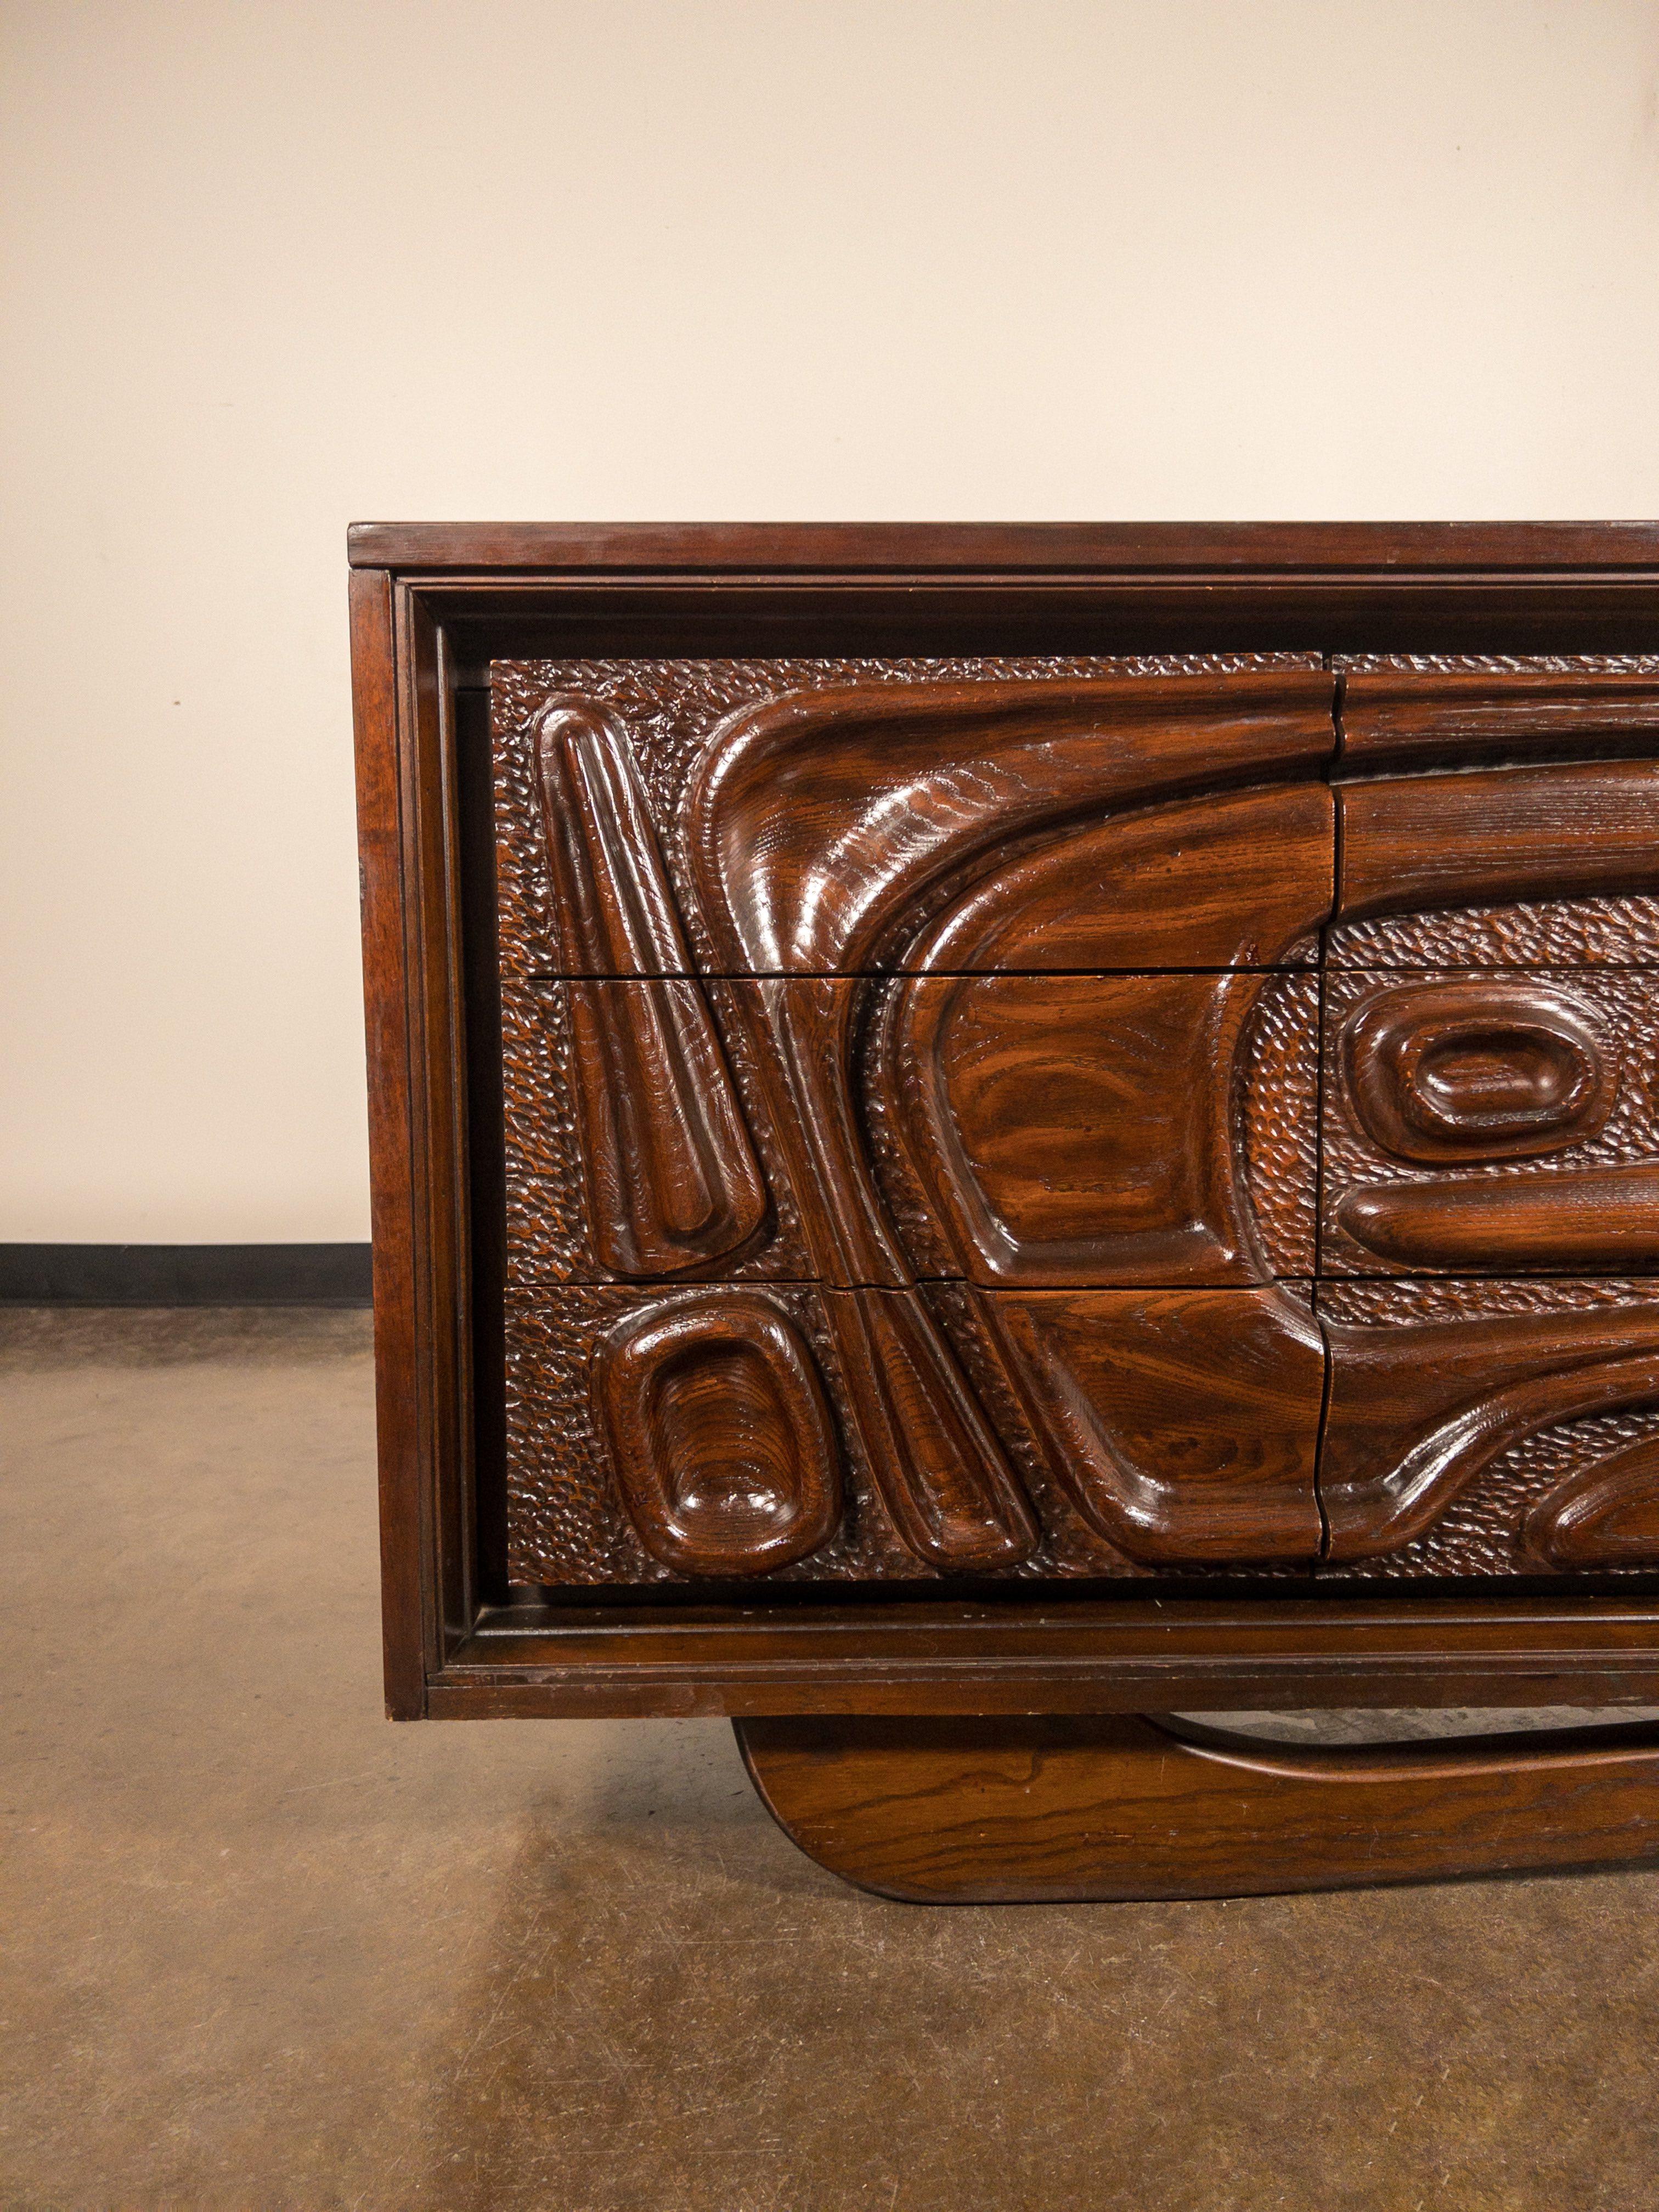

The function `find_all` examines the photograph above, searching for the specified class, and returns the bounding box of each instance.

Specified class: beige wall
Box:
[3,1,1657,1242]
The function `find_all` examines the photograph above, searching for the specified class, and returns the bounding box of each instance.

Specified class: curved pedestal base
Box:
[736,1713,1659,1903]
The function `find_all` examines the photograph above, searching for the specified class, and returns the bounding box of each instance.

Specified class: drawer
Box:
[501,969,1319,1287]
[492,654,1335,978]
[1330,658,1659,969]
[867,970,1317,1284]
[504,1284,1325,1586]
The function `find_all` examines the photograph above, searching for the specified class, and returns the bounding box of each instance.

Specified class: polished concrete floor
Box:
[5,1307,1659,2210]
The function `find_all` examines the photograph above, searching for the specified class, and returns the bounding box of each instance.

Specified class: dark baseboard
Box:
[0,1244,374,1307]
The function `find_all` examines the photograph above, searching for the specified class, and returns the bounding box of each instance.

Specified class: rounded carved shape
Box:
[1525,1432,1659,1568]
[596,1294,842,1576]
[1343,979,1613,1165]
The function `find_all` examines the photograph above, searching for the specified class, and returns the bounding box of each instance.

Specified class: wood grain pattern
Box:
[437,1592,1659,1719]
[1319,1282,1659,1562]
[1335,1165,1659,1273]
[497,649,1659,1589]
[504,1288,909,1585]
[534,698,691,975]
[822,1286,1039,1571]
[1524,1434,1659,1568]
[1342,978,1614,1166]
[595,1293,842,1575]
[876,973,1306,1285]
[686,670,1334,975]
[493,654,1327,979]
[558,978,766,1277]
[736,1711,1659,1901]
[1338,653,1659,771]
[501,976,812,1286]
[1317,1279,1659,1578]
[981,1286,1324,1564]
[1337,763,1659,930]
[503,1288,1116,1585]
[890,780,1331,973]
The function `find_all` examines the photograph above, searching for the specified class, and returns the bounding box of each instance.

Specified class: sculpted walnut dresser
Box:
[351,523,1659,1900]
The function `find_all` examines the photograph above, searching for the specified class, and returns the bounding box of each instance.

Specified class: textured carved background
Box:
[1316,1277,1659,1577]
[1238,972,1319,1277]
[501,977,813,1285]
[1335,654,1659,677]
[1319,967,1659,1274]
[505,1290,909,1584]
[493,654,1326,978]
[1328,894,1659,969]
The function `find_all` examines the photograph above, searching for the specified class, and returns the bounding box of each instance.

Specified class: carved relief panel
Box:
[491,651,1659,1589]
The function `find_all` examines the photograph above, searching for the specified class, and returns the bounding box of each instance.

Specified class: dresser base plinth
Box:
[734,1712,1659,1903]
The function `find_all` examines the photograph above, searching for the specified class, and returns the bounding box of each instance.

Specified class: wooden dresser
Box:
[351,523,1659,1899]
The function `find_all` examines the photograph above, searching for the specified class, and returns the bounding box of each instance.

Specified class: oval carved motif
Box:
[596,1294,843,1577]
[1343,979,1614,1165]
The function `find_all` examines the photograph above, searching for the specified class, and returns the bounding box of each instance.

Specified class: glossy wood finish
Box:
[1341,978,1615,1166]
[1319,1285,1659,1561]
[1339,653,1659,771]
[1338,762,1659,928]
[497,664,1335,1584]
[892,779,1330,973]
[560,978,767,1278]
[1335,1165,1659,1273]
[982,1286,1324,1563]
[495,645,1659,1595]
[1321,964,1659,1279]
[596,1293,841,1575]
[736,1712,1659,1901]
[882,972,1312,1286]
[427,1592,1659,1718]
[351,524,1659,1728]
[684,670,1332,974]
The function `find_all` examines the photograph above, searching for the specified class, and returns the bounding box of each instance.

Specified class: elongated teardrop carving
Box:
[535,702,766,1275]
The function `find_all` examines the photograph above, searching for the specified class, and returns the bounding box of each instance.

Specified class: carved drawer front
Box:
[1330,658,1659,970]
[492,655,1336,978]
[868,971,1317,1285]
[493,651,1659,1591]
[502,1284,1327,1585]
[1316,1277,1659,1578]
[1319,968,1659,1277]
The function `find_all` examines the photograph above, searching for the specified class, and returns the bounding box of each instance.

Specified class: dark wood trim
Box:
[0,1243,371,1306]
[349,522,1659,1723]
[349,520,1659,576]
[351,565,430,1720]
[423,1594,1659,1720]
